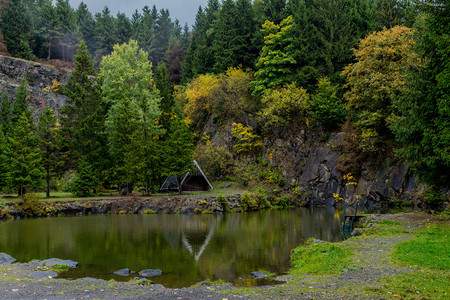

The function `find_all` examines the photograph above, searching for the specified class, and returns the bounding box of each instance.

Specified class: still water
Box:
[0,207,343,287]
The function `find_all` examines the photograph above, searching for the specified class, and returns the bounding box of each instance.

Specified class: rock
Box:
[132,277,152,284]
[223,183,232,188]
[38,258,78,268]
[139,269,163,277]
[310,239,326,244]
[0,253,16,264]
[77,277,106,283]
[351,228,362,237]
[114,268,131,276]
[29,270,58,279]
[250,271,267,279]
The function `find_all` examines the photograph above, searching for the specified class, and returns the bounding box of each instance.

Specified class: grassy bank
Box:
[225,212,449,299]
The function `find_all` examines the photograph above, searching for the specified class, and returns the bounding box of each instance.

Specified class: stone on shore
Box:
[0,253,16,264]
[29,270,58,279]
[139,269,163,277]
[114,268,131,276]
[250,271,267,279]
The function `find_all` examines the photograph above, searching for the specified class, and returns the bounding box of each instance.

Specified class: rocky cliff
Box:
[0,55,69,117]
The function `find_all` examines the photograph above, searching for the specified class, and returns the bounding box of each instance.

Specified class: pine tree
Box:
[213,0,237,73]
[0,92,12,136]
[76,2,97,55]
[163,117,194,193]
[155,62,175,119]
[152,8,173,66]
[0,0,34,59]
[37,107,61,198]
[166,39,184,84]
[11,75,31,124]
[388,1,449,188]
[61,41,106,176]
[135,6,155,61]
[116,12,132,44]
[55,0,78,61]
[94,7,118,63]
[9,112,43,196]
[0,130,9,192]
[233,0,259,69]
[250,15,297,96]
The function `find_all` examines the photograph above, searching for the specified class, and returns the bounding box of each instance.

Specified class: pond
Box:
[0,207,343,288]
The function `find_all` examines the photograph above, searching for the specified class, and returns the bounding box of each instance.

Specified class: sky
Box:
[67,0,209,26]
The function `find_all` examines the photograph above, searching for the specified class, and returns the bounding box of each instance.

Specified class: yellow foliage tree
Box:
[342,26,419,142]
[259,83,309,127]
[231,122,263,155]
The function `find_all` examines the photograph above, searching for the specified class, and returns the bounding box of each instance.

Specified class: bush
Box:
[424,187,448,208]
[19,193,43,216]
[216,195,229,211]
[239,192,259,212]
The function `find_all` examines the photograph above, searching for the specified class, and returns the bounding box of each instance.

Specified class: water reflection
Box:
[0,207,343,287]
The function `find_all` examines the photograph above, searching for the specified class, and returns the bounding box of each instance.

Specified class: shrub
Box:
[239,192,259,211]
[19,193,43,216]
[216,195,229,211]
[194,208,203,214]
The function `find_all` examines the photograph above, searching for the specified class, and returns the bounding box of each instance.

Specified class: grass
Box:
[393,223,450,270]
[290,241,353,275]
[361,219,411,236]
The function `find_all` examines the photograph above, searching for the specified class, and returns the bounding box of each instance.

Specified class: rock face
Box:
[264,127,426,207]
[0,253,16,264]
[0,55,70,117]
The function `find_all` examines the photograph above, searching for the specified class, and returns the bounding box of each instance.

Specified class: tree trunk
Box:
[46,167,50,198]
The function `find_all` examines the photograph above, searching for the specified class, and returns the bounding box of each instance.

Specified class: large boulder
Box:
[139,269,163,277]
[0,253,16,264]
[35,258,78,268]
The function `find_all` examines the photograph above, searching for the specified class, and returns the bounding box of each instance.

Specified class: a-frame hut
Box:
[160,160,213,192]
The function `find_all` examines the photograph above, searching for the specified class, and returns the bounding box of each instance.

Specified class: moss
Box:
[194,208,202,214]
[143,209,156,214]
[118,210,127,214]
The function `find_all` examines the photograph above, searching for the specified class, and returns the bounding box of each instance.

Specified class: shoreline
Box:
[0,212,448,299]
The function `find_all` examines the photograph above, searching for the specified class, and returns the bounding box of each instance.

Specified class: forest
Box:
[0,0,448,205]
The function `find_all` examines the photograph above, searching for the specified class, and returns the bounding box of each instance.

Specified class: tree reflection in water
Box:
[0,207,342,287]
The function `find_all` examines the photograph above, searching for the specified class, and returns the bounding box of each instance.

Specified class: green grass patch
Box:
[393,224,450,270]
[362,220,411,236]
[290,242,352,275]
[51,264,69,273]
[368,269,449,299]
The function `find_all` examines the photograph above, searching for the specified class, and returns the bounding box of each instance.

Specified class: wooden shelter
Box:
[160,160,213,192]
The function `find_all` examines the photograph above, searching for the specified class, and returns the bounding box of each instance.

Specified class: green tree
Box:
[0,0,34,59]
[76,2,97,55]
[308,77,347,129]
[11,75,31,124]
[70,160,99,197]
[155,62,175,129]
[9,112,43,196]
[388,1,449,187]
[250,15,297,96]
[100,40,161,193]
[152,8,173,65]
[61,41,106,176]
[163,117,194,193]
[54,0,78,61]
[213,0,237,73]
[37,107,60,198]
[342,26,418,143]
[0,130,9,192]
[0,92,12,135]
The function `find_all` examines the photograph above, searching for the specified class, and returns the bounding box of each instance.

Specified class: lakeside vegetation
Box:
[0,0,448,208]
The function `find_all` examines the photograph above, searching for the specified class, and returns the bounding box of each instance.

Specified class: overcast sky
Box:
[67,0,208,26]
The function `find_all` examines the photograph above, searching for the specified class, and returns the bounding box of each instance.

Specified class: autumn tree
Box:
[342,26,418,151]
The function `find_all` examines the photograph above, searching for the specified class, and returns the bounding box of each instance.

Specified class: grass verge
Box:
[290,241,352,275]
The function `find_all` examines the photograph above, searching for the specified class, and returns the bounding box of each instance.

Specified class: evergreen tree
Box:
[135,6,155,61]
[0,130,9,192]
[389,1,449,187]
[163,117,194,193]
[152,8,173,66]
[54,0,78,61]
[11,75,31,124]
[94,7,118,63]
[155,62,175,129]
[0,92,12,136]
[116,12,132,44]
[233,0,259,69]
[34,0,57,59]
[250,15,297,96]
[61,41,106,176]
[70,160,99,197]
[213,0,237,73]
[0,0,34,59]
[166,39,184,84]
[76,2,97,55]
[37,107,60,198]
[9,112,43,196]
